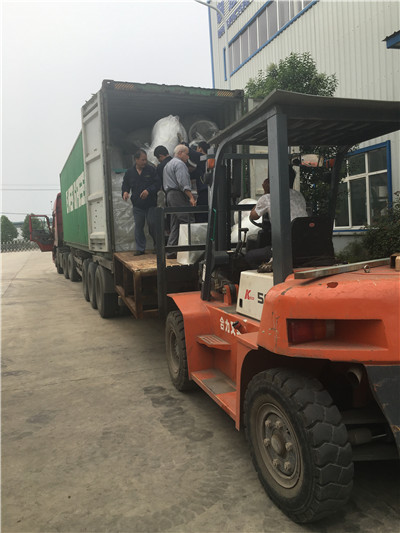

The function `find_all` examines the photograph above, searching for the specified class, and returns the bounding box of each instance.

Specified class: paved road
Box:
[2,251,399,532]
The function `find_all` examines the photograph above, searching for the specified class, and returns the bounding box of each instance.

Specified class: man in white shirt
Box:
[250,168,307,223]
[246,166,308,269]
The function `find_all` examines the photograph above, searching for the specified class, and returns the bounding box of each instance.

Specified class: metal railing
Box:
[155,205,208,317]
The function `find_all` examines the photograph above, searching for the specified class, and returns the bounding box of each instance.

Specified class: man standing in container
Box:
[163,144,196,258]
[122,149,160,256]
[154,145,172,183]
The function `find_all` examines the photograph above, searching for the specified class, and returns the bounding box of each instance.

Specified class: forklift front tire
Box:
[165,311,195,391]
[244,368,353,523]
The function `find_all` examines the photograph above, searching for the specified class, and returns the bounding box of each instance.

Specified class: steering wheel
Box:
[250,217,263,228]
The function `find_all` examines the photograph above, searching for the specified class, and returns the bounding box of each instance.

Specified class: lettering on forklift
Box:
[244,289,254,301]
[257,292,267,304]
[66,172,86,214]
[220,316,241,336]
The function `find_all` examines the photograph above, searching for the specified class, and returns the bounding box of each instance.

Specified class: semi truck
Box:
[30,80,244,318]
[163,90,400,523]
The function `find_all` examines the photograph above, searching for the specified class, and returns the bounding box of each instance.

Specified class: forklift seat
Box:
[291,216,335,267]
[244,215,335,268]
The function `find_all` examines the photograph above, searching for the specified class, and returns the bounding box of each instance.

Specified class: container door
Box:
[81,92,110,252]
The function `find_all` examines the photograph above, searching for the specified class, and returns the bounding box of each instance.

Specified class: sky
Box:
[2,0,213,222]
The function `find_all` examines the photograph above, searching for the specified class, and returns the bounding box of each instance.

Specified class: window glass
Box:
[350,178,367,226]
[292,0,303,16]
[241,28,249,61]
[267,1,278,38]
[347,153,365,176]
[248,19,258,55]
[232,38,241,70]
[368,148,386,172]
[258,9,268,44]
[369,173,388,222]
[335,182,349,227]
[278,0,290,28]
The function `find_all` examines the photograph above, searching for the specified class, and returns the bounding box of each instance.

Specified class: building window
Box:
[248,18,258,55]
[334,144,390,229]
[227,0,316,75]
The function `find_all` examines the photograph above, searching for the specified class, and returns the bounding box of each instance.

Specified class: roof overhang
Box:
[384,30,400,50]
[210,90,400,148]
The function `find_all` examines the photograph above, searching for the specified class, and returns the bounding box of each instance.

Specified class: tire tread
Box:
[244,368,353,523]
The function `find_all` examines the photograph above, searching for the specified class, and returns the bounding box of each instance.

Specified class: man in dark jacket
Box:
[154,145,172,184]
[194,141,210,222]
[122,149,160,255]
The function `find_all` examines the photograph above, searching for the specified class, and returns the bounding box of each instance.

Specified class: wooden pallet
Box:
[113,252,196,319]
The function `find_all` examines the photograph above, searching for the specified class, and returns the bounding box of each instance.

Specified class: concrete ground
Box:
[2,251,399,533]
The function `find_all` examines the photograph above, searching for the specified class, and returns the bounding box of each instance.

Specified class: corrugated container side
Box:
[60,132,89,248]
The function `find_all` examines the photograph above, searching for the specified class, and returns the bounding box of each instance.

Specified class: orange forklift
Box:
[161,91,400,523]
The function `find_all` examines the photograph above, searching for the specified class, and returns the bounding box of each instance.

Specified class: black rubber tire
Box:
[56,250,63,274]
[88,262,98,309]
[165,311,194,391]
[244,368,353,524]
[68,253,80,282]
[95,265,118,318]
[63,253,70,279]
[81,259,91,302]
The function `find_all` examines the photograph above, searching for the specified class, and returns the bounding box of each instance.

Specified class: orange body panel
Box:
[170,265,400,429]
[258,267,400,363]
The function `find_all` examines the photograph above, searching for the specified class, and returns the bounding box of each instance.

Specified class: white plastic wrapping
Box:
[231,198,258,244]
[146,115,188,166]
[177,223,208,265]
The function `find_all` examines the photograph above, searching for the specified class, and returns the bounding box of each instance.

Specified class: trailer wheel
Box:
[244,368,353,523]
[95,265,118,318]
[63,253,70,279]
[88,262,98,309]
[68,253,80,282]
[81,259,90,302]
[165,311,194,391]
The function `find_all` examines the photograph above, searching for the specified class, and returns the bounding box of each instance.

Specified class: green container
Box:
[60,132,88,249]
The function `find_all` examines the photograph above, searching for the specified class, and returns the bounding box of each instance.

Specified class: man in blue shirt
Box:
[122,149,161,255]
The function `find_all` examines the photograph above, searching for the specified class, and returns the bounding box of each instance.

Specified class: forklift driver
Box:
[245,165,307,270]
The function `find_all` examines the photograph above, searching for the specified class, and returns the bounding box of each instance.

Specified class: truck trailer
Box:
[31,80,244,318]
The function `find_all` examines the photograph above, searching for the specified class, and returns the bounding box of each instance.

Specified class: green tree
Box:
[245,52,347,221]
[21,214,45,240]
[245,52,338,98]
[362,193,400,258]
[1,215,18,243]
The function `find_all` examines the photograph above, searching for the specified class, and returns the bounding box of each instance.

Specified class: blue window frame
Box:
[226,0,318,77]
[334,142,392,231]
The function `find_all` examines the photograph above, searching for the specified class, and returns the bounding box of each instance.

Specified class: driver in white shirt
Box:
[246,166,308,270]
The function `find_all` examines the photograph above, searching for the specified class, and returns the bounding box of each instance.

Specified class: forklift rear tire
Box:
[88,262,98,309]
[244,368,353,523]
[63,253,70,279]
[68,253,80,282]
[82,259,90,301]
[95,265,118,318]
[165,311,195,391]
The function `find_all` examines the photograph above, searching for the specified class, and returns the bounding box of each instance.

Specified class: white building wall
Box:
[209,0,400,196]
